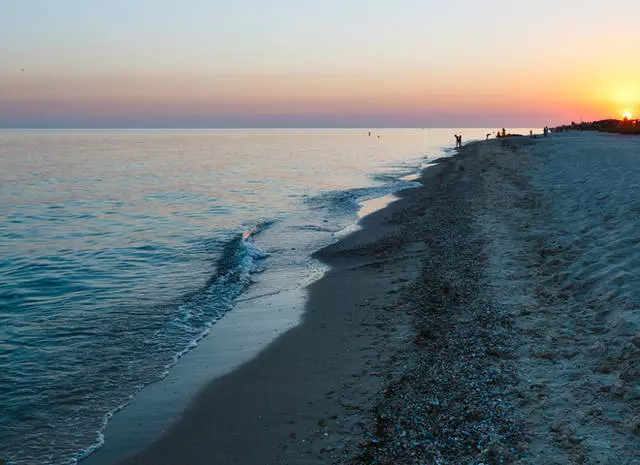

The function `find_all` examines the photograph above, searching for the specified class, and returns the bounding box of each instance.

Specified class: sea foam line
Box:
[74,226,268,465]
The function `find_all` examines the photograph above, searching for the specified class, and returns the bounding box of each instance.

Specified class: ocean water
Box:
[0,128,498,464]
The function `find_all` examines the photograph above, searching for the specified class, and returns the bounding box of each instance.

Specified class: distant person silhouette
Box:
[501,128,507,137]
[486,133,491,140]
[454,134,462,148]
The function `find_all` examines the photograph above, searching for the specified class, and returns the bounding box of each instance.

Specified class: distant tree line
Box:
[553,118,640,135]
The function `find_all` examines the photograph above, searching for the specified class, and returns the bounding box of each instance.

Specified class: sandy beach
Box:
[112,132,639,465]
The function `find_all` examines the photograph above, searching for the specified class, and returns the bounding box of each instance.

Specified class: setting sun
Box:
[623,111,633,119]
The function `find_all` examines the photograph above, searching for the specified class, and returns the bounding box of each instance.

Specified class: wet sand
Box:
[114,134,640,464]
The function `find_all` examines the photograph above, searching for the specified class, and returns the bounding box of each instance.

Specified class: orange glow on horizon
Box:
[2,63,640,126]
[623,111,633,120]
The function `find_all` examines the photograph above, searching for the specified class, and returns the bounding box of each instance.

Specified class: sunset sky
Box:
[2,0,639,128]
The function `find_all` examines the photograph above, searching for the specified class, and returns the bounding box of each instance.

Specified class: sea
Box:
[0,128,505,464]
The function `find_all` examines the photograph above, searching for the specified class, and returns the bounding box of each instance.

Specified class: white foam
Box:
[77,232,269,465]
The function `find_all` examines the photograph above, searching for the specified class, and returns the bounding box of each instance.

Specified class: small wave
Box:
[294,225,335,233]
[306,182,420,219]
[75,223,272,465]
[72,431,104,465]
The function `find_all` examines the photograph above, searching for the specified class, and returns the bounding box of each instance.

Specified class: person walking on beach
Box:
[454,134,462,148]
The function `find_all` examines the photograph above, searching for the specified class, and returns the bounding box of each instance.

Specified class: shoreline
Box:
[103,139,477,464]
[103,138,524,465]
[96,133,639,464]
[80,157,427,465]
[100,150,443,465]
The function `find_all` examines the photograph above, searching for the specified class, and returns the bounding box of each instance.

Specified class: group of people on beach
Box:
[456,126,551,147]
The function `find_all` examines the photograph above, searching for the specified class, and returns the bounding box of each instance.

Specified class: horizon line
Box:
[0,125,544,130]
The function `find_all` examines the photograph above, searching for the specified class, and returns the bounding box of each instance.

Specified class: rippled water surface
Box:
[0,128,497,464]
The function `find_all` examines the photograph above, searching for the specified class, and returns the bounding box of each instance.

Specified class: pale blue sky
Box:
[1,0,611,73]
[2,1,639,127]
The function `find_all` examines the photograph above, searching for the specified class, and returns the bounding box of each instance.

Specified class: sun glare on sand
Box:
[623,111,633,119]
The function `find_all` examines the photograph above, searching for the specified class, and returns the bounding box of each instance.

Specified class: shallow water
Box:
[0,128,501,464]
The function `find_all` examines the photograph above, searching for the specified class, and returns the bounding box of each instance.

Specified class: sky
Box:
[1,0,640,128]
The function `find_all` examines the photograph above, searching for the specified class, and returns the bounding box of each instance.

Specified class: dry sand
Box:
[115,133,639,465]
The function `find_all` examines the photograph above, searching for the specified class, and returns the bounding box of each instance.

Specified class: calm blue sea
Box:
[0,128,497,464]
